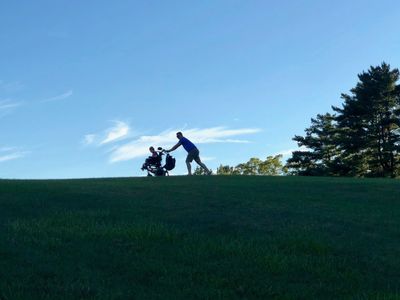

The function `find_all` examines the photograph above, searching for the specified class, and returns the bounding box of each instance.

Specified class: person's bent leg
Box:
[194,156,211,174]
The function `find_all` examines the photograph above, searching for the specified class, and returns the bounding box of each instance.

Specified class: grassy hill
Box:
[0,176,399,299]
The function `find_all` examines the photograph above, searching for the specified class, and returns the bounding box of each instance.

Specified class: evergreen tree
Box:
[286,113,340,176]
[333,63,400,177]
[288,62,400,177]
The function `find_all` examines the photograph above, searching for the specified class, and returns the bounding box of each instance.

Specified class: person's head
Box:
[176,132,183,139]
[149,146,155,153]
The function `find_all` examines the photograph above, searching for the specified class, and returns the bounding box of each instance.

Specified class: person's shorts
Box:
[186,148,200,163]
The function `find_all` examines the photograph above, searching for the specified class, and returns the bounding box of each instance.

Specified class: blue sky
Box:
[1,0,400,178]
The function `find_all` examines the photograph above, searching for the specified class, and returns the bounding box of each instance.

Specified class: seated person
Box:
[142,146,161,169]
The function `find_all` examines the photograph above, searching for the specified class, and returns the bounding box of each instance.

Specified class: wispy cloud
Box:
[100,121,130,145]
[40,90,73,103]
[201,156,216,162]
[0,99,23,118]
[0,99,23,110]
[83,121,131,146]
[274,146,309,157]
[0,147,29,163]
[109,126,261,163]
[181,127,260,143]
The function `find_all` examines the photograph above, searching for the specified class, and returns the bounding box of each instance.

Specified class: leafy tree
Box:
[193,166,209,175]
[259,155,288,175]
[242,158,262,175]
[217,155,286,175]
[216,165,235,175]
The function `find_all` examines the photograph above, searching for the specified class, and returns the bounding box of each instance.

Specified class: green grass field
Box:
[0,176,399,299]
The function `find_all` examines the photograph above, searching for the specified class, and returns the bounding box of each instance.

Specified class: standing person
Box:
[166,132,212,176]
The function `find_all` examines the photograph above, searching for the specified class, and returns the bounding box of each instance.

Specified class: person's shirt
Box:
[179,137,197,152]
[151,152,158,158]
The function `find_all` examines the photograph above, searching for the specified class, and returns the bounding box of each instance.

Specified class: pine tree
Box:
[286,113,339,175]
[333,63,400,177]
[288,62,400,177]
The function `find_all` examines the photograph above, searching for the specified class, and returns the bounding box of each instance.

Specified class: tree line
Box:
[194,155,287,175]
[196,63,400,178]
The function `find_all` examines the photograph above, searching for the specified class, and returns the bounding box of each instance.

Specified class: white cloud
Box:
[100,121,130,145]
[0,99,23,118]
[0,148,29,163]
[274,146,309,157]
[182,127,260,143]
[83,121,131,147]
[0,99,23,110]
[109,143,154,163]
[201,156,216,162]
[40,90,73,103]
[109,126,261,163]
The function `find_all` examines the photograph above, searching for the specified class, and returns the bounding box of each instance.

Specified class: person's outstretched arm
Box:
[167,141,181,152]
